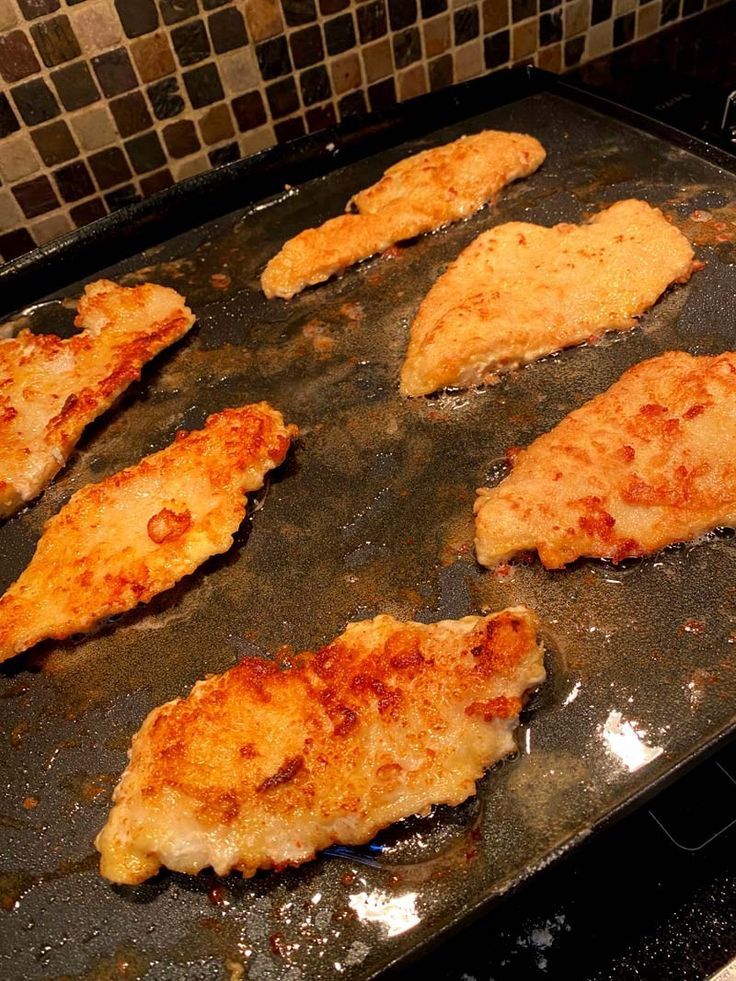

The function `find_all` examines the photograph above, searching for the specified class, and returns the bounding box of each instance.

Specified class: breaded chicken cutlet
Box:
[261,130,546,299]
[475,351,736,569]
[0,280,195,518]
[401,200,697,396]
[0,404,297,664]
[96,607,545,884]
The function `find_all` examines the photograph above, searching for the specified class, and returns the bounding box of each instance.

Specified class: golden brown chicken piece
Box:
[0,279,196,518]
[261,130,545,299]
[0,404,297,664]
[401,200,697,396]
[475,351,736,569]
[96,606,545,884]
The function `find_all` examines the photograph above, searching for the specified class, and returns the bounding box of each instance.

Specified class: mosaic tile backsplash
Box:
[0,0,715,262]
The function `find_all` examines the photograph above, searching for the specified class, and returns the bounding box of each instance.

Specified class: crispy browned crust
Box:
[0,404,297,663]
[401,200,698,396]
[96,607,545,884]
[475,351,736,568]
[0,279,196,518]
[261,131,545,299]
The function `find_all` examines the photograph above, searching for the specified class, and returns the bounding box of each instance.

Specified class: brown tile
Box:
[455,38,482,80]
[92,48,138,96]
[0,134,41,181]
[393,26,420,68]
[110,90,153,136]
[11,77,59,124]
[0,228,36,261]
[208,141,239,167]
[362,38,393,83]
[320,0,349,11]
[131,32,176,83]
[289,24,324,69]
[300,64,330,104]
[70,197,107,227]
[30,211,72,245]
[125,131,166,173]
[482,0,509,32]
[53,159,95,201]
[536,40,561,71]
[30,14,81,67]
[368,77,396,111]
[428,52,453,90]
[70,1,122,55]
[209,7,249,54]
[0,93,20,138]
[398,62,427,100]
[71,105,118,151]
[512,19,537,58]
[163,118,200,157]
[147,77,185,119]
[89,146,132,188]
[160,0,197,26]
[219,47,259,94]
[330,51,362,94]
[0,0,20,31]
[182,62,224,107]
[305,102,337,131]
[0,30,41,83]
[198,103,234,144]
[31,118,77,165]
[244,0,283,41]
[565,0,590,36]
[232,89,267,131]
[115,0,159,39]
[51,61,100,110]
[104,183,141,209]
[18,0,59,20]
[282,0,317,26]
[140,168,174,195]
[265,76,299,117]
[172,19,210,67]
[423,13,450,57]
[12,174,59,218]
[274,116,306,142]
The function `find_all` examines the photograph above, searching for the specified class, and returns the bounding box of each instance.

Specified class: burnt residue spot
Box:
[256,755,304,793]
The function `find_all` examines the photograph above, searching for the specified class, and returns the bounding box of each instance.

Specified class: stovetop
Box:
[406,8,736,979]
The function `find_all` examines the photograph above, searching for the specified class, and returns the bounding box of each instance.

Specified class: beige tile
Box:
[513,20,537,59]
[0,189,23,232]
[398,63,427,100]
[455,39,482,81]
[71,0,122,55]
[565,0,590,37]
[219,46,259,95]
[71,106,118,151]
[243,0,283,41]
[0,0,18,32]
[423,13,451,58]
[238,124,276,158]
[330,53,362,95]
[585,19,613,58]
[536,42,562,73]
[614,0,636,15]
[30,213,73,246]
[362,39,392,83]
[637,0,661,34]
[174,155,210,181]
[0,134,41,183]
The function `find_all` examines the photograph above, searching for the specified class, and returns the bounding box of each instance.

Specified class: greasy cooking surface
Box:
[1,92,736,980]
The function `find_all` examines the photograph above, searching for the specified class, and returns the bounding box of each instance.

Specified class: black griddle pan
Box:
[1,68,735,980]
